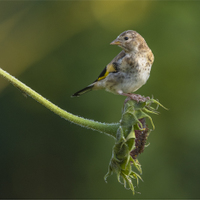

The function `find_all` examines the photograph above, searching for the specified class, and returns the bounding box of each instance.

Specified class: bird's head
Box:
[110,30,147,52]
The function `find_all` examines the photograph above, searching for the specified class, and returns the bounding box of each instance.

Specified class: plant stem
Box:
[0,68,119,138]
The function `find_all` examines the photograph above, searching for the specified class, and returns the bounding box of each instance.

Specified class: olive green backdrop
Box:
[0,1,200,198]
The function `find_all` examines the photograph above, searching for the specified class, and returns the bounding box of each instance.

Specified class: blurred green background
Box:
[0,1,200,198]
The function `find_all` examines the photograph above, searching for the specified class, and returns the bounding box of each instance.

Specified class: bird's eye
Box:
[124,37,129,40]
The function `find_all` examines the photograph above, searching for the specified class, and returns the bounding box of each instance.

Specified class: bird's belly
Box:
[105,69,150,94]
[128,71,150,92]
[123,76,146,93]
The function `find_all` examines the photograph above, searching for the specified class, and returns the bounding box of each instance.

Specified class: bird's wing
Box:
[95,51,126,82]
[96,63,117,81]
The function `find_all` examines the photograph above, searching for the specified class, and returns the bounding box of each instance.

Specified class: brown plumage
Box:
[72,30,154,102]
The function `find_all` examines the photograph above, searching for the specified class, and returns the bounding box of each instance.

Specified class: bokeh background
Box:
[0,1,200,198]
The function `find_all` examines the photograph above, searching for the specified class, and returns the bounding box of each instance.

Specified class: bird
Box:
[72,30,154,102]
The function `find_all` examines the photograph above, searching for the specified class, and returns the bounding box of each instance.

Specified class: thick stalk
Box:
[0,68,119,138]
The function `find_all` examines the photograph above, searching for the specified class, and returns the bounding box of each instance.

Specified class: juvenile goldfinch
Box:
[72,30,154,102]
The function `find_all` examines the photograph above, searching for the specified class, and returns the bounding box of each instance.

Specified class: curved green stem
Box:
[0,68,119,138]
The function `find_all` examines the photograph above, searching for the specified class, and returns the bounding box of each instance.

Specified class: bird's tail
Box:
[71,84,94,97]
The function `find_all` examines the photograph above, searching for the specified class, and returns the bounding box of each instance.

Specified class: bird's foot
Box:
[124,93,150,103]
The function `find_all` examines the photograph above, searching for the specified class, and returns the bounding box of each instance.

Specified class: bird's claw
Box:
[125,94,150,104]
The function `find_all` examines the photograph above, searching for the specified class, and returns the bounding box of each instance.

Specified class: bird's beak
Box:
[110,38,121,45]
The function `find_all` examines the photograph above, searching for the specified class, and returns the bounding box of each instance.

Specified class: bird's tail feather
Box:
[71,84,94,97]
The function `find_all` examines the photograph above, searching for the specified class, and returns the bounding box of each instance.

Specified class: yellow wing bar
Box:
[97,63,117,81]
